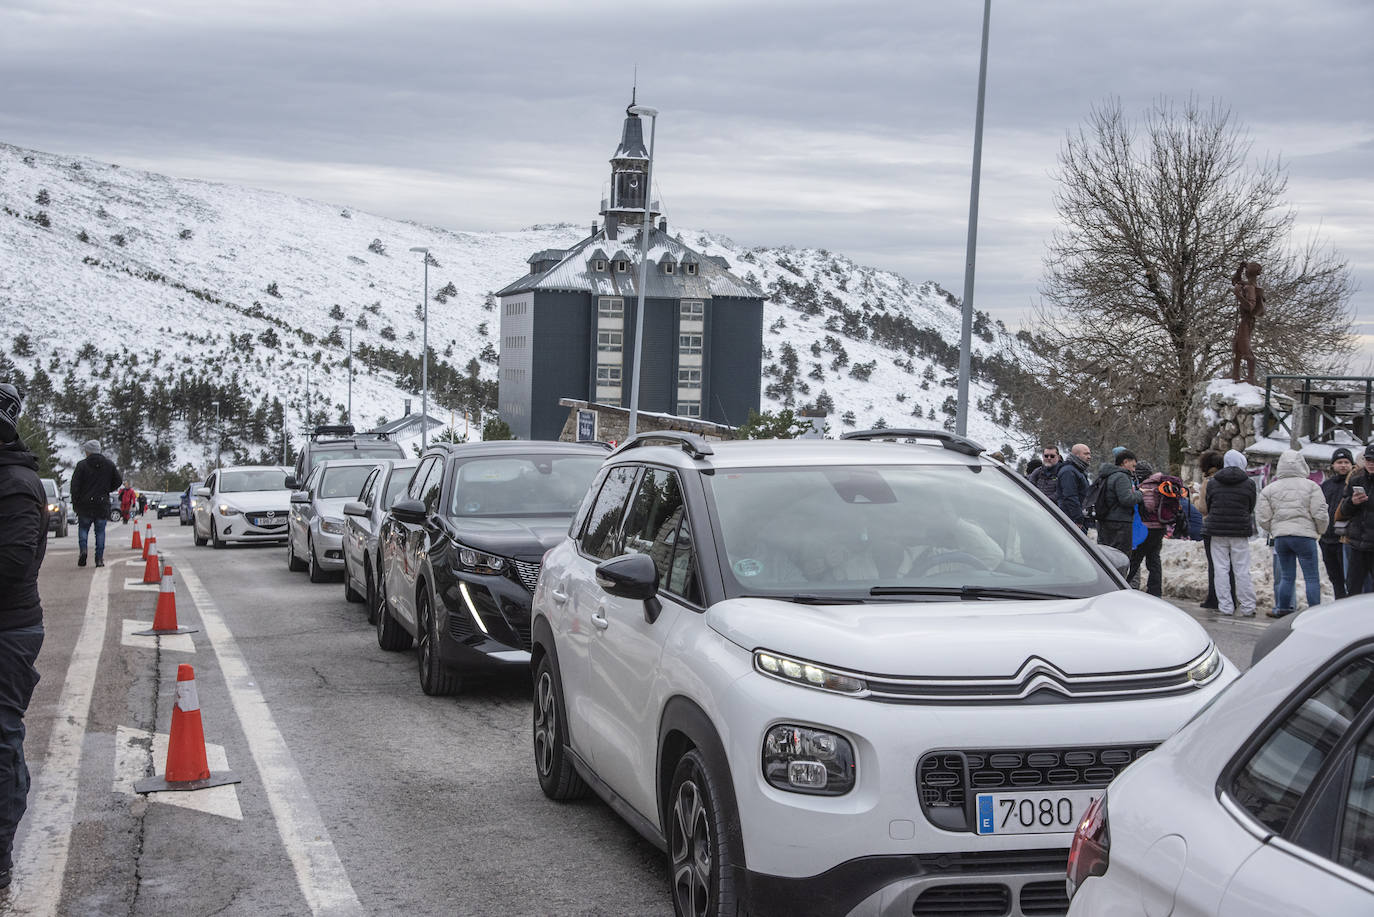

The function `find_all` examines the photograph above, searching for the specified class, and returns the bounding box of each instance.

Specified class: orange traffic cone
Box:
[131,525,142,551]
[133,563,198,636]
[142,529,155,560]
[142,543,162,584]
[133,664,240,793]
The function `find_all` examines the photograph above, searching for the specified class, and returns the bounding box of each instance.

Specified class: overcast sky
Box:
[3,0,1371,359]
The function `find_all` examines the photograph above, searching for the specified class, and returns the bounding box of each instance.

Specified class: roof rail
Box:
[840,427,985,457]
[611,431,715,460]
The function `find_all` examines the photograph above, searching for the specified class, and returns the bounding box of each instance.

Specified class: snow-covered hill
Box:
[0,140,1021,472]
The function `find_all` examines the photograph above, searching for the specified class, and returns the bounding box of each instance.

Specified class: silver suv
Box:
[287,458,381,583]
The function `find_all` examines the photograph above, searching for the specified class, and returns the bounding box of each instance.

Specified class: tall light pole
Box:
[210,400,221,472]
[956,0,992,437]
[347,323,354,426]
[626,104,658,438]
[409,246,431,450]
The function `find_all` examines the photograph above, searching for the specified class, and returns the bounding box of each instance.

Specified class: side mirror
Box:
[285,475,298,490]
[342,500,368,518]
[596,553,663,623]
[289,491,310,504]
[194,487,211,498]
[1096,544,1130,578]
[390,497,427,524]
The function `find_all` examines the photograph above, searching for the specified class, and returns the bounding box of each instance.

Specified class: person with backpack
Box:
[1128,469,1185,596]
[1204,449,1258,617]
[1096,450,1144,556]
[1338,445,1374,596]
[1055,443,1092,531]
[1257,449,1329,617]
[1320,447,1353,600]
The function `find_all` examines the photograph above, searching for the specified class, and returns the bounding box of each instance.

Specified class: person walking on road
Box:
[1258,449,1328,618]
[1096,449,1143,556]
[1205,449,1258,617]
[118,482,135,524]
[1056,444,1092,531]
[0,383,47,889]
[1338,446,1374,596]
[1320,447,1353,600]
[1029,445,1061,503]
[70,441,122,568]
[136,491,147,517]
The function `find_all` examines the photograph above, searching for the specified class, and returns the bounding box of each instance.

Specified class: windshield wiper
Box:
[869,585,1075,601]
[740,594,865,605]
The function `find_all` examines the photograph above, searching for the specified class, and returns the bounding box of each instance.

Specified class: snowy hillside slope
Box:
[0,140,1021,470]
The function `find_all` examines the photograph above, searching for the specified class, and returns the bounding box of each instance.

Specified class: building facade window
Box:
[678,400,701,418]
[678,333,703,355]
[595,259,607,272]
[678,368,702,390]
[598,330,623,351]
[685,263,697,275]
[615,260,628,273]
[598,298,624,319]
[664,262,675,274]
[680,300,703,318]
[597,366,622,384]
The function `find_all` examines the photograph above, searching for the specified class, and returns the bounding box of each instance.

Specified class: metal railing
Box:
[1262,375,1374,444]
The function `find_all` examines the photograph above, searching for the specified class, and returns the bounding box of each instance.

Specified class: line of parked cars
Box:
[191,425,1374,916]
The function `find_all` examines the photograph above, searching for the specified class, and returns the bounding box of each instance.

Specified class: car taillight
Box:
[1066,793,1109,899]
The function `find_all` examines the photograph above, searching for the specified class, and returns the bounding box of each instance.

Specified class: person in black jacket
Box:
[69,440,121,567]
[1204,449,1257,616]
[1320,447,1353,600]
[1056,444,1092,531]
[0,383,46,889]
[1096,450,1143,556]
[1338,445,1374,596]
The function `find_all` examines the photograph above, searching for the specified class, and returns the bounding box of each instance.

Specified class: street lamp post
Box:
[347,323,354,425]
[210,400,221,472]
[409,246,431,450]
[626,104,658,439]
[956,0,992,438]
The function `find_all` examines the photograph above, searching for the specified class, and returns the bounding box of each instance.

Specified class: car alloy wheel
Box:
[286,531,306,572]
[211,519,224,549]
[417,589,458,696]
[531,655,589,801]
[667,750,739,917]
[375,575,412,652]
[671,776,712,917]
[533,670,557,778]
[308,535,328,583]
[365,562,379,625]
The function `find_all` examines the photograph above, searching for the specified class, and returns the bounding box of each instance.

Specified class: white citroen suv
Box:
[529,430,1236,917]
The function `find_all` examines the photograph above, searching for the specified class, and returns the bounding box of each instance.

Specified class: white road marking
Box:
[11,567,110,916]
[112,726,241,820]
[178,563,363,916]
[120,619,195,653]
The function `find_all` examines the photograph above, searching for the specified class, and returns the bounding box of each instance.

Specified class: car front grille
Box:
[247,511,288,528]
[511,560,540,593]
[912,883,1009,916]
[1019,880,1071,915]
[917,744,1154,832]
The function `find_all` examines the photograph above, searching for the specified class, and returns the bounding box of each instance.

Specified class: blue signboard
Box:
[576,410,597,443]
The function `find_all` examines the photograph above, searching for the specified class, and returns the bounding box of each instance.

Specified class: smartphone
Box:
[1355,486,1366,497]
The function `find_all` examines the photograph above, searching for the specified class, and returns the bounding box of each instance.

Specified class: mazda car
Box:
[192,466,291,548]
[375,440,608,696]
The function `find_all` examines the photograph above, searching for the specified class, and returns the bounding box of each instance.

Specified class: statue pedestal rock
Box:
[1181,379,1268,482]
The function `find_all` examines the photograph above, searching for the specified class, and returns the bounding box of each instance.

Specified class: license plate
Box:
[975,788,1100,835]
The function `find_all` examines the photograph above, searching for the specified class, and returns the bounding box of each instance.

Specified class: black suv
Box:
[375,440,608,696]
[288,425,406,490]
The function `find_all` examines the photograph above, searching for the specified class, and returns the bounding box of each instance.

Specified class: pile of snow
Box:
[1161,537,1334,612]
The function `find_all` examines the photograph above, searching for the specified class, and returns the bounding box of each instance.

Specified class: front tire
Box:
[211,519,224,549]
[286,532,306,572]
[365,561,380,625]
[417,588,460,696]
[307,535,328,583]
[668,750,742,917]
[376,575,413,651]
[343,553,363,603]
[533,654,590,801]
[194,520,209,547]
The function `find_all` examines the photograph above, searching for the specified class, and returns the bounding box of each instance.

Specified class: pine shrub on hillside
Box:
[266,282,281,298]
[110,233,126,247]
[368,238,386,255]
[179,228,193,240]
[328,304,345,320]
[76,229,90,243]
[380,326,396,341]
[35,189,50,206]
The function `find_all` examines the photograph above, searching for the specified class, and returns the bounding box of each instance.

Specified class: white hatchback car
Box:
[192,466,291,548]
[530,430,1236,917]
[1066,598,1374,916]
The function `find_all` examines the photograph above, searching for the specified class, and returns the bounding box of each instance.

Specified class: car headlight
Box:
[1186,644,1222,684]
[319,518,345,535]
[763,724,856,796]
[754,650,867,695]
[456,544,506,574]
[47,503,59,513]
[217,503,241,516]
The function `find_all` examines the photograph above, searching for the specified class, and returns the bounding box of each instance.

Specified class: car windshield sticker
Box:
[734,558,762,578]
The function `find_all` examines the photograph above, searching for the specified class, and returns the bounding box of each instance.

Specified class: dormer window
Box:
[685,263,698,275]
[664,262,675,274]
[595,260,607,272]
[616,260,628,273]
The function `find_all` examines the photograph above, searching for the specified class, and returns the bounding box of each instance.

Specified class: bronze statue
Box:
[1230,260,1265,385]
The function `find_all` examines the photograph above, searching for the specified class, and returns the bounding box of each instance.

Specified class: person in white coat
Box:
[1256,449,1329,617]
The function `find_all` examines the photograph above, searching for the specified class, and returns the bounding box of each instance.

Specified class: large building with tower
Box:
[496,101,765,441]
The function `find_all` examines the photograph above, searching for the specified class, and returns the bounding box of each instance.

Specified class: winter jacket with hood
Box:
[1257,450,1329,540]
[1096,463,1143,524]
[0,438,47,629]
[70,451,122,519]
[1321,473,1347,545]
[1204,450,1257,538]
[1339,468,1374,553]
[1055,454,1091,525]
[1029,463,1060,502]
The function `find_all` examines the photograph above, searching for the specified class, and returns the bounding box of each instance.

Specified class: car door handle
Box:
[590,610,609,630]
[551,587,569,604]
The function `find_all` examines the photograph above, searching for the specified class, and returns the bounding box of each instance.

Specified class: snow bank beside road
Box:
[1161,537,1334,613]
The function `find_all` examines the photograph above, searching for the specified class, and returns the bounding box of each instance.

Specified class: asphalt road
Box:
[5,519,1266,916]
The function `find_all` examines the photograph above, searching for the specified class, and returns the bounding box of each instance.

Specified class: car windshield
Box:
[219,469,287,493]
[306,443,402,474]
[42,480,58,499]
[383,469,415,509]
[318,465,374,500]
[703,464,1114,601]
[448,455,603,518]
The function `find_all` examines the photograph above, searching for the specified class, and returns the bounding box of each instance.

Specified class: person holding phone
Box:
[1337,445,1374,595]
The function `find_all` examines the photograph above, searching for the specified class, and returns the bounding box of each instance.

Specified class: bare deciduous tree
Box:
[1027,97,1354,468]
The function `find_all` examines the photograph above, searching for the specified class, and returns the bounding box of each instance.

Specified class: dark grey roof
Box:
[613,113,649,160]
[496,225,763,300]
[527,249,566,264]
[370,412,445,434]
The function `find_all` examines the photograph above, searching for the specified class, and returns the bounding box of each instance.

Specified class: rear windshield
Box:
[219,469,288,493]
[42,480,58,499]
[319,465,375,500]
[448,455,603,518]
[306,442,403,474]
